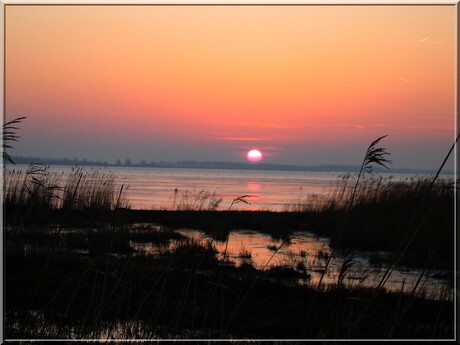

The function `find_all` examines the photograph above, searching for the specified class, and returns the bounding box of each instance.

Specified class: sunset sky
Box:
[5,5,456,170]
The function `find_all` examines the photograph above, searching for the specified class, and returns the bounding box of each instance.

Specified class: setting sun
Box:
[247,149,263,163]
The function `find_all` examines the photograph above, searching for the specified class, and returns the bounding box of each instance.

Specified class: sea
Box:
[9,164,443,211]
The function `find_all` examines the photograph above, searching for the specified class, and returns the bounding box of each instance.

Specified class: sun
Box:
[247,149,263,163]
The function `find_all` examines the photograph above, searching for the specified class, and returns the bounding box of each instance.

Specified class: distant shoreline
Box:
[8,155,453,175]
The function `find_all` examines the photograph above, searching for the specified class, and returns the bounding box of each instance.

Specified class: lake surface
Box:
[10,164,437,211]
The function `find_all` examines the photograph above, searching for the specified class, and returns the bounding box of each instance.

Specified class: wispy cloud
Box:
[215,137,271,142]
[213,133,298,142]
[262,146,283,151]
[419,36,431,43]
[233,145,286,152]
[340,123,386,129]
[261,124,305,129]
[418,36,445,45]
[399,76,422,90]
[217,122,306,129]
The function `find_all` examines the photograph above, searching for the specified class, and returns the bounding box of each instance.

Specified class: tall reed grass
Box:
[324,174,455,213]
[3,116,26,165]
[4,164,130,213]
[171,189,222,211]
[318,175,455,260]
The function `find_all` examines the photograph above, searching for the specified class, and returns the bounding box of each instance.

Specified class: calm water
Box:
[117,166,340,211]
[131,227,452,299]
[12,164,431,211]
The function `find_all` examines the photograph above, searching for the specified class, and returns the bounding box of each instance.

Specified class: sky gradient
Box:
[5,5,456,170]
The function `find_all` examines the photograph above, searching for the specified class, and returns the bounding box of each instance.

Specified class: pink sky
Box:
[5,5,456,169]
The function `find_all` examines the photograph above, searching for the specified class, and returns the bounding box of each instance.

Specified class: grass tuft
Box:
[5,164,130,224]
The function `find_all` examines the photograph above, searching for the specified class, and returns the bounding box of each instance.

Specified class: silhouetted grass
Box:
[5,164,130,225]
[3,116,26,164]
[315,176,455,268]
[4,224,453,339]
[171,189,222,211]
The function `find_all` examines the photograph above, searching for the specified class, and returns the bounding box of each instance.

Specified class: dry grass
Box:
[3,116,26,164]
[4,164,130,213]
[172,189,222,211]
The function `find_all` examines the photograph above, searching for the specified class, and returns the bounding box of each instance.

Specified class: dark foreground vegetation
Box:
[5,224,454,339]
[3,153,456,339]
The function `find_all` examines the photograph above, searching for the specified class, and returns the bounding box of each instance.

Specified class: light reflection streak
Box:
[131,228,452,299]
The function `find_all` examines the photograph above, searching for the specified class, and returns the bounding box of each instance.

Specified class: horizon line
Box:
[7,155,454,174]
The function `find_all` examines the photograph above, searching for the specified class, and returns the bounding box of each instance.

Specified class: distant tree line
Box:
[7,155,444,175]
[9,156,363,171]
[10,156,158,168]
[10,156,111,167]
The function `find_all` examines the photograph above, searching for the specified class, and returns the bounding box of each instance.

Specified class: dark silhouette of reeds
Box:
[172,189,222,211]
[313,167,455,273]
[349,135,392,206]
[317,135,392,289]
[3,116,26,165]
[5,164,130,224]
[4,222,453,339]
[343,133,459,338]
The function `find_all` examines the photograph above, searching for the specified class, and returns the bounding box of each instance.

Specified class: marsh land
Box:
[4,164,455,339]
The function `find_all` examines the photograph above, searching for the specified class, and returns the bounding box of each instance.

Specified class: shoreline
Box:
[6,207,454,270]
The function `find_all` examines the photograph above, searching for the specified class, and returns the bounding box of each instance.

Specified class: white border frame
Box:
[1,1,457,342]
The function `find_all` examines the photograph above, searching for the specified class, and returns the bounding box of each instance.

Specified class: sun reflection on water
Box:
[247,181,261,192]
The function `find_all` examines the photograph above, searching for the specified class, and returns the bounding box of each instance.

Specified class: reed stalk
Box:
[2,117,26,165]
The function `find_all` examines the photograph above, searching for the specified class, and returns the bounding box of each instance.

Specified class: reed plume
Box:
[3,117,26,165]
[350,135,392,207]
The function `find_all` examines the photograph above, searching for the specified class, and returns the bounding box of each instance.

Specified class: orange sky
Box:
[5,5,456,169]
